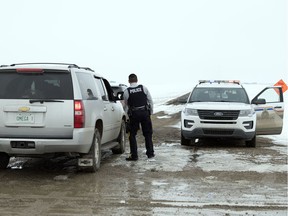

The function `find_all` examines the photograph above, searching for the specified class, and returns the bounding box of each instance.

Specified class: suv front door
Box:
[94,77,121,143]
[252,87,284,135]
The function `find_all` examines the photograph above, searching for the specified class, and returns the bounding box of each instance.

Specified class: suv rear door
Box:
[252,86,284,135]
[0,68,74,139]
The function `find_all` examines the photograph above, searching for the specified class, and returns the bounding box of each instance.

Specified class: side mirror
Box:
[116,91,124,100]
[251,98,266,105]
[102,95,108,101]
[178,98,188,104]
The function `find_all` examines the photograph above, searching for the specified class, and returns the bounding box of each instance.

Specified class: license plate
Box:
[16,113,35,123]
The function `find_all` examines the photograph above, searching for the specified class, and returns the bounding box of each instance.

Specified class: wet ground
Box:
[0,113,287,216]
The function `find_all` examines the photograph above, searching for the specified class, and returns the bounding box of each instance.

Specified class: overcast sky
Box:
[0,0,287,91]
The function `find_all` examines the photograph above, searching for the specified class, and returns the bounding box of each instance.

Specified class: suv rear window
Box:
[0,69,73,99]
[189,87,250,103]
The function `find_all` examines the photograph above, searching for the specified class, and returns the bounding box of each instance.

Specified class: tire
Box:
[246,135,256,148]
[112,120,126,154]
[181,133,191,146]
[81,128,101,173]
[0,153,10,169]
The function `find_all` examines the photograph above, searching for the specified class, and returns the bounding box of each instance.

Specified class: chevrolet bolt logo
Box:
[214,112,223,116]
[18,107,30,112]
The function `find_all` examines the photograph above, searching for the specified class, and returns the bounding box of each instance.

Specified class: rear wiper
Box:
[29,99,64,104]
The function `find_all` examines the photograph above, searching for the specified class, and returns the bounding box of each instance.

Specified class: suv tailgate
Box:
[0,69,74,139]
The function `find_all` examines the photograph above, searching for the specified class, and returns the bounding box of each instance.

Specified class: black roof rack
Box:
[0,63,95,72]
[8,63,79,67]
[79,67,94,72]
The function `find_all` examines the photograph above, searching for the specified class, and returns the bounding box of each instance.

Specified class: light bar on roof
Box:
[199,80,240,84]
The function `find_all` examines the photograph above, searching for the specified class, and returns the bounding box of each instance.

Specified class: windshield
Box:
[188,87,250,103]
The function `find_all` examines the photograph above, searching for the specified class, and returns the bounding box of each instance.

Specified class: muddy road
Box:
[0,112,287,216]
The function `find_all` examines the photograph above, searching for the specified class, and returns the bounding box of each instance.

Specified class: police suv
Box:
[0,63,127,172]
[181,80,284,147]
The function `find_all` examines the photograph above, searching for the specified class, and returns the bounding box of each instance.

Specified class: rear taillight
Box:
[74,100,85,128]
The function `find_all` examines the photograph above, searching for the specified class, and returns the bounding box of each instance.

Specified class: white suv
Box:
[181,80,284,147]
[0,63,127,172]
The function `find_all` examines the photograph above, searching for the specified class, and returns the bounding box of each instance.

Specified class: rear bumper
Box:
[0,128,94,156]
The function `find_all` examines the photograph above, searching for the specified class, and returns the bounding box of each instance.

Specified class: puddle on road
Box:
[192,149,287,173]
[112,143,191,172]
[112,142,287,174]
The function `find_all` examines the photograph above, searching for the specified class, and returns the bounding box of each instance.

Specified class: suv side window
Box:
[76,72,98,100]
[94,77,108,101]
[102,78,116,102]
[254,88,281,103]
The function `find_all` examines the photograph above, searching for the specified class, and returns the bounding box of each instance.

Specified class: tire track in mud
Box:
[0,193,286,216]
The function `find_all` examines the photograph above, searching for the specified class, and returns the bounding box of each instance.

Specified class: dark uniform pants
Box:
[129,109,154,158]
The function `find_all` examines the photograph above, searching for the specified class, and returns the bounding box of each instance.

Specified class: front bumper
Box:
[181,114,256,141]
[182,128,255,140]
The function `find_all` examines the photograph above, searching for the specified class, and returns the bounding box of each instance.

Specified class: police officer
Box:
[123,73,154,161]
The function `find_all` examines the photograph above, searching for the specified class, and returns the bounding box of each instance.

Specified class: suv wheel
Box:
[245,135,256,148]
[0,153,10,169]
[112,120,126,154]
[181,133,191,146]
[80,128,101,173]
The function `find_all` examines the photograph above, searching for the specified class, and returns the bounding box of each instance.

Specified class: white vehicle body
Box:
[0,63,127,172]
[181,80,284,147]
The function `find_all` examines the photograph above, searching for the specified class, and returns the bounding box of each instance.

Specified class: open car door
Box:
[251,86,284,135]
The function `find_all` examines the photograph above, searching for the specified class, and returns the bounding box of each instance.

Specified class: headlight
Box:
[183,108,198,116]
[239,109,254,117]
